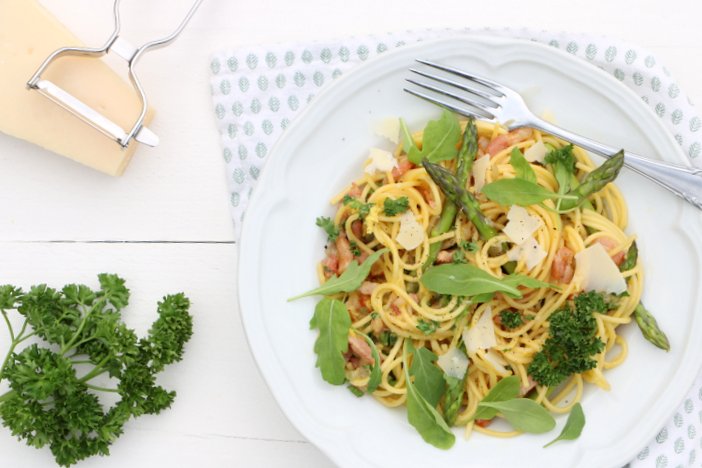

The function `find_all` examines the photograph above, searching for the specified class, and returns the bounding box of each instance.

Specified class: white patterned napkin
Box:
[209,28,702,467]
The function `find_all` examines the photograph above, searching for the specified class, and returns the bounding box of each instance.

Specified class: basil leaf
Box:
[422,264,555,299]
[620,241,638,272]
[408,110,461,164]
[544,403,585,447]
[442,374,465,426]
[407,341,446,407]
[359,331,382,393]
[472,375,520,420]
[509,147,536,183]
[481,179,560,206]
[288,248,388,301]
[478,399,556,433]
[403,341,456,449]
[309,298,351,385]
[400,118,416,153]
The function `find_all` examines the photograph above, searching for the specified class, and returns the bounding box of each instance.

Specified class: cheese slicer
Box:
[26,0,204,149]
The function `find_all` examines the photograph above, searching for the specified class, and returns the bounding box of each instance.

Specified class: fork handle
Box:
[530,118,702,209]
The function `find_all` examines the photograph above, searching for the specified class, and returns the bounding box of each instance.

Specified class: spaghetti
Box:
[312,116,642,441]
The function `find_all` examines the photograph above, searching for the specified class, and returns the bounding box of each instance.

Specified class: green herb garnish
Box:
[499,310,524,329]
[416,319,439,336]
[528,292,606,387]
[509,147,537,183]
[309,298,351,385]
[288,249,388,301]
[0,275,192,467]
[408,110,461,164]
[383,197,410,216]
[315,216,339,241]
[342,194,373,219]
[544,403,586,447]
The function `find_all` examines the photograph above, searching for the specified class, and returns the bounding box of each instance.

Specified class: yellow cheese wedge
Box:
[0,0,154,176]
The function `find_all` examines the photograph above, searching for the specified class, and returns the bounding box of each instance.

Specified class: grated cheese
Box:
[396,211,424,250]
[364,148,398,175]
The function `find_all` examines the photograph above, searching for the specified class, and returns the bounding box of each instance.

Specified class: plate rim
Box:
[238,34,701,468]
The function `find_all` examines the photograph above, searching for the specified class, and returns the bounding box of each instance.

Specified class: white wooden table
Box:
[1,1,700,466]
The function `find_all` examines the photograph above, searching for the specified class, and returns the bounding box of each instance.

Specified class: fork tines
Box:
[404,59,505,122]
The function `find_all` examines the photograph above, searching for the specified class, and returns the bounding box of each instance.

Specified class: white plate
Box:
[238,36,702,468]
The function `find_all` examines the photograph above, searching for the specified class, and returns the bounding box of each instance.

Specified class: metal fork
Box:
[405,59,702,210]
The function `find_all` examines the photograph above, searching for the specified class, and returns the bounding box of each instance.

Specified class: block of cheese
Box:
[0,0,154,176]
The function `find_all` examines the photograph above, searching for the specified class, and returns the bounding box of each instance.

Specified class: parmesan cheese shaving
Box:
[472,155,490,192]
[574,243,627,294]
[396,211,424,250]
[503,206,542,245]
[373,117,400,144]
[483,349,510,376]
[364,148,398,175]
[524,140,548,163]
[437,347,469,379]
[463,306,496,354]
[507,236,547,271]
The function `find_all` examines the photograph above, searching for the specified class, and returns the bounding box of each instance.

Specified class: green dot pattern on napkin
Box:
[209,28,702,468]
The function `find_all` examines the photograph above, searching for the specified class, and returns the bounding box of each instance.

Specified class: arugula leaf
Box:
[288,249,388,301]
[342,195,373,218]
[408,111,461,164]
[348,385,364,397]
[358,331,382,393]
[422,264,554,299]
[544,403,585,447]
[383,197,410,216]
[509,147,537,183]
[315,216,339,241]
[403,341,455,449]
[407,341,446,407]
[400,118,416,153]
[442,373,466,426]
[416,319,439,336]
[544,144,576,196]
[620,241,638,272]
[471,292,494,303]
[478,399,555,433]
[309,299,351,385]
[481,178,569,207]
[472,375,520,420]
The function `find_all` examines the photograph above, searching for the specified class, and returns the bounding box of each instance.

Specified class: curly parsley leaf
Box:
[383,197,410,216]
[0,275,193,467]
[416,319,439,336]
[315,216,339,241]
[528,292,606,387]
[499,310,524,329]
[342,195,373,219]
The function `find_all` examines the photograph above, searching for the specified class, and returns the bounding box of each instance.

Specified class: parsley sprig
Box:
[0,275,193,466]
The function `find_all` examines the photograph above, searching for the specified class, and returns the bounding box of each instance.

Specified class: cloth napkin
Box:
[209,28,702,467]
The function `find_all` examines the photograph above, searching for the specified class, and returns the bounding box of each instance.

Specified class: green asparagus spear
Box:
[634,303,670,351]
[422,160,498,241]
[424,120,479,269]
[557,151,625,211]
[442,373,466,426]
